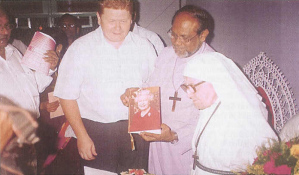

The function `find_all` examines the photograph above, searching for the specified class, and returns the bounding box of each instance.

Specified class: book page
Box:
[21,31,56,75]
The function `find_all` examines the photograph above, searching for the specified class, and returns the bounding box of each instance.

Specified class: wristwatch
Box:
[171,132,178,144]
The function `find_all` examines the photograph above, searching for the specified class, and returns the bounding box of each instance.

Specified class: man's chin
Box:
[176,52,189,58]
[0,41,8,48]
[0,38,8,45]
[174,48,189,58]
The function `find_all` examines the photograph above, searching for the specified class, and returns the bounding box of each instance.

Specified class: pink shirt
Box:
[146,42,215,175]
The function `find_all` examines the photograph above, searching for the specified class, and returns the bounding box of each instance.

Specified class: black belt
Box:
[193,159,236,175]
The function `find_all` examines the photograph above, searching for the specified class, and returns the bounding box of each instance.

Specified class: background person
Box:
[6,8,28,55]
[39,27,68,132]
[58,13,81,46]
[35,27,77,174]
[0,5,58,119]
[131,23,164,56]
[131,5,214,175]
[182,52,278,175]
[131,1,164,56]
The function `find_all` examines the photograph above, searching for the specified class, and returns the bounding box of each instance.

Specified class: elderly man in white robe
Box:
[181,52,278,175]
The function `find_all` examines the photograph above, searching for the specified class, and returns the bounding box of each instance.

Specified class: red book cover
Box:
[128,87,161,134]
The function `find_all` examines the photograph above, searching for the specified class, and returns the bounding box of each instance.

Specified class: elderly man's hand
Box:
[140,123,177,142]
[43,50,59,70]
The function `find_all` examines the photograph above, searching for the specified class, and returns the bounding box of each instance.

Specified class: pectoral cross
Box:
[169,91,181,112]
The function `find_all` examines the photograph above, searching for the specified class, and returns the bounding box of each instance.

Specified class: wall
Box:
[3,0,184,46]
[187,0,299,106]
[137,0,186,46]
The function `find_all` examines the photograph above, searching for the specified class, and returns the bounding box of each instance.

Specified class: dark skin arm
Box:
[140,123,178,142]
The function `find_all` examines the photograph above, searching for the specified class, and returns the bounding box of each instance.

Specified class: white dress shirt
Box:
[54,27,157,123]
[0,44,53,117]
[11,39,27,55]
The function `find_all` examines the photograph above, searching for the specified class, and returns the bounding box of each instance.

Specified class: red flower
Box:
[263,150,271,156]
[271,152,281,159]
[135,169,145,175]
[286,141,292,148]
[253,157,259,164]
[128,169,145,175]
[264,158,291,175]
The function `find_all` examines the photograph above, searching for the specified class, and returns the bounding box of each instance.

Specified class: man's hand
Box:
[40,101,60,113]
[120,87,139,107]
[43,50,59,70]
[59,99,97,160]
[77,136,97,160]
[140,123,177,142]
[46,101,60,112]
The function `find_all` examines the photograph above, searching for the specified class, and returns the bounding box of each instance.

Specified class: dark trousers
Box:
[36,115,83,175]
[81,119,149,174]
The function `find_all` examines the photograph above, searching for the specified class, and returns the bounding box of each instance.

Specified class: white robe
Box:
[0,44,53,117]
[183,52,278,174]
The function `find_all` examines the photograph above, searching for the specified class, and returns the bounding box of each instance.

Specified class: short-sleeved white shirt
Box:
[0,44,53,117]
[54,27,157,123]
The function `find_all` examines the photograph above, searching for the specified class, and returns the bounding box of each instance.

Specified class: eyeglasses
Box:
[180,81,206,94]
[167,29,198,43]
[60,23,76,29]
[0,24,14,31]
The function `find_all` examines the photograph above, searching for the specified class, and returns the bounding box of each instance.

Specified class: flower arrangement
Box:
[120,169,154,175]
[245,137,299,175]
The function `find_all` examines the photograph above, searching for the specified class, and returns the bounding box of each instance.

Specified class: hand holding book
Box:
[139,123,178,143]
[22,31,56,75]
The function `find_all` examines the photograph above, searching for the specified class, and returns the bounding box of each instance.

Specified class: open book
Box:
[21,31,56,75]
[128,87,161,134]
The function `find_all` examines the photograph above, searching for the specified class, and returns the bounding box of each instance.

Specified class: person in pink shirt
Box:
[121,4,215,175]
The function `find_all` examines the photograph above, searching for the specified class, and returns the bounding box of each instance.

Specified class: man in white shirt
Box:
[0,6,58,118]
[11,39,27,55]
[54,0,157,174]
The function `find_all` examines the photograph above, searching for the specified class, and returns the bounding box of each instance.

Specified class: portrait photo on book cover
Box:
[128,87,161,134]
